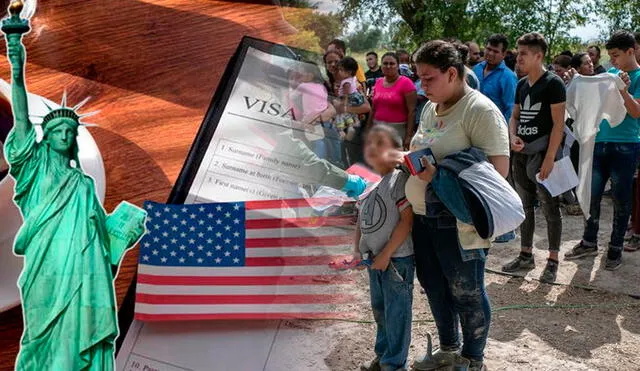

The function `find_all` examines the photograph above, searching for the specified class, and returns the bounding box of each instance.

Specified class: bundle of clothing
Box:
[429,147,525,241]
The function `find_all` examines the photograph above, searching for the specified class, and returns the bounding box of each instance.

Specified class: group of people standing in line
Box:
[287,29,640,371]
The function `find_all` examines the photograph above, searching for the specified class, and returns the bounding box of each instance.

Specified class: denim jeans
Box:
[368,255,415,371]
[412,214,491,362]
[583,142,640,253]
[512,153,562,251]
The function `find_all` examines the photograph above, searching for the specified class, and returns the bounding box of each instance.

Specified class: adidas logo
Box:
[520,95,541,124]
[518,126,539,136]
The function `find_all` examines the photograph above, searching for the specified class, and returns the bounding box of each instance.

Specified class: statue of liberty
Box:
[2,1,147,369]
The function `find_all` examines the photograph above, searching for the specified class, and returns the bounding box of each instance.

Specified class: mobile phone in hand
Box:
[404,148,436,176]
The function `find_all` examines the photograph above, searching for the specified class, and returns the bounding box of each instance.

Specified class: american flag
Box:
[135,198,359,321]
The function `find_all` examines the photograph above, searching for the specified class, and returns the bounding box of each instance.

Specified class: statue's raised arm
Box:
[4,7,32,146]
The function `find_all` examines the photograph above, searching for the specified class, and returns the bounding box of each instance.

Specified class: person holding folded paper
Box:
[502,33,566,283]
[4,28,146,370]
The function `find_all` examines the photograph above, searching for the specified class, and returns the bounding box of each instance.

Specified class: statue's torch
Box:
[2,0,36,37]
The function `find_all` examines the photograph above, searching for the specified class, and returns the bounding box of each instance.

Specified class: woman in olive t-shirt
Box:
[384,41,510,371]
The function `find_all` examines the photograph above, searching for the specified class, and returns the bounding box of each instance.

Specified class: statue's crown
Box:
[32,91,99,129]
[42,107,81,127]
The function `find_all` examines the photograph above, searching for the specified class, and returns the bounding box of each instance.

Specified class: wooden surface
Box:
[0,1,292,369]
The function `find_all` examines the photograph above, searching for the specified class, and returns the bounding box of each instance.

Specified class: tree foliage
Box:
[594,0,640,37]
[340,0,595,58]
[284,29,323,53]
[281,7,344,52]
[278,0,319,9]
[346,23,384,52]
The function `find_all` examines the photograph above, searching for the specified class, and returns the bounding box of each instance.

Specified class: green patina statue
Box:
[2,1,147,369]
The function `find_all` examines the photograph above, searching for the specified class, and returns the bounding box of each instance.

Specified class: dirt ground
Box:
[280,197,640,371]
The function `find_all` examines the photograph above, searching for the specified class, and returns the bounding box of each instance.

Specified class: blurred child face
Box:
[295,65,315,83]
[364,130,397,170]
[288,69,302,86]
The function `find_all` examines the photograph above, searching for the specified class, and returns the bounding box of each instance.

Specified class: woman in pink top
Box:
[368,52,417,148]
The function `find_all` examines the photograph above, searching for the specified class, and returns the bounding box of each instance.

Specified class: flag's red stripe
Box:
[245,215,354,229]
[136,293,356,305]
[245,198,354,210]
[245,235,353,248]
[137,274,355,286]
[244,255,350,267]
[135,312,357,321]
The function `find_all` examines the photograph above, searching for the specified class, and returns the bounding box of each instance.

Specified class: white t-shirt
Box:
[566,73,627,218]
[406,88,510,248]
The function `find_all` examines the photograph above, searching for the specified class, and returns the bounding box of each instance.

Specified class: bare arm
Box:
[509,104,520,138]
[547,102,566,159]
[371,207,413,270]
[509,102,524,152]
[502,73,517,123]
[620,90,640,119]
[538,102,566,180]
[341,82,351,111]
[6,34,32,144]
[488,155,510,178]
[302,103,336,125]
[366,103,375,130]
[346,97,370,115]
[619,72,640,119]
[352,223,361,258]
[319,103,336,122]
[382,207,413,256]
[404,91,417,148]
